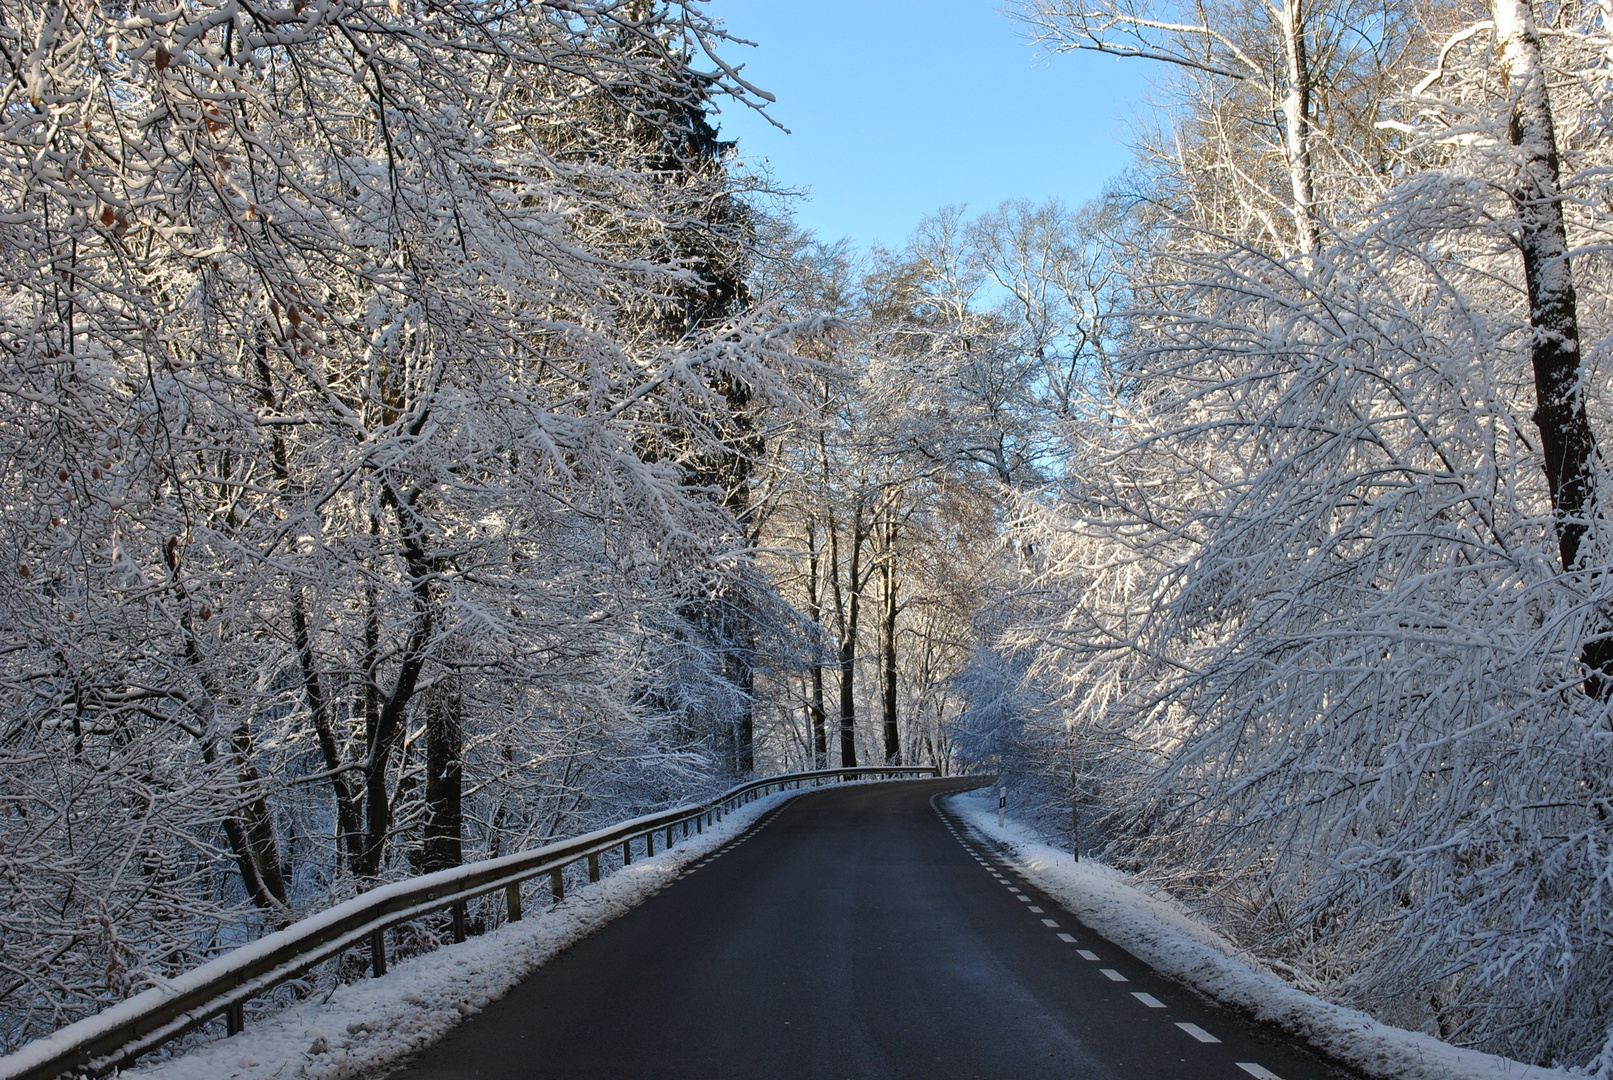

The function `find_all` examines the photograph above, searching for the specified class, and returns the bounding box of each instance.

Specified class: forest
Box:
[2,0,1612,1070]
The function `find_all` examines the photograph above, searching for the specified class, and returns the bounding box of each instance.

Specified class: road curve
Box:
[387,778,1354,1080]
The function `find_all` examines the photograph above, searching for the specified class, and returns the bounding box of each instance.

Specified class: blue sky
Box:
[709,0,1151,251]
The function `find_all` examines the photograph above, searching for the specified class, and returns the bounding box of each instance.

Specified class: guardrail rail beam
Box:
[0,766,940,1080]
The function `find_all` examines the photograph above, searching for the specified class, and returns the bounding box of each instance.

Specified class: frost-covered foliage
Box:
[0,0,809,1051]
[1025,207,1613,1058]
[746,216,1072,777]
[987,0,1613,1065]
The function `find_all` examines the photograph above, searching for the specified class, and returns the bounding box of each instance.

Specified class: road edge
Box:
[942,790,1565,1080]
[117,783,833,1080]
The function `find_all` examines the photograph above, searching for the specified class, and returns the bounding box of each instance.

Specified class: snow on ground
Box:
[945,789,1568,1080]
[118,786,809,1080]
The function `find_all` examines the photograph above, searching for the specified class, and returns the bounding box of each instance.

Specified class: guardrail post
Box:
[588,853,600,883]
[550,868,565,903]
[622,839,632,865]
[506,882,523,923]
[226,1002,244,1037]
[682,820,689,838]
[452,901,467,943]
[371,927,387,978]
[665,825,674,848]
[646,831,654,856]
[696,814,702,834]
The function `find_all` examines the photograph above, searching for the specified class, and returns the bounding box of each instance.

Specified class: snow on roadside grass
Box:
[120,787,804,1080]
[945,789,1566,1080]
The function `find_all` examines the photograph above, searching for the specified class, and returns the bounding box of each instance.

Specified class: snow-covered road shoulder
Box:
[120,788,804,1080]
[944,790,1567,1080]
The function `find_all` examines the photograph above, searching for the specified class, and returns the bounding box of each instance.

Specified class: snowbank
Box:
[944,790,1567,1080]
[118,787,806,1080]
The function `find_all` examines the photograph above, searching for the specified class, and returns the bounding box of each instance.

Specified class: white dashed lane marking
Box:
[932,801,1291,1080]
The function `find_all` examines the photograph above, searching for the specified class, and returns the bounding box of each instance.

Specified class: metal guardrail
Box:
[0,766,938,1080]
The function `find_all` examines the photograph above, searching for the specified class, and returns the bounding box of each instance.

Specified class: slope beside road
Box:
[386,777,1354,1080]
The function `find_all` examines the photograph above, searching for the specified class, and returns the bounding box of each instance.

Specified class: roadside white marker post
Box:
[998,791,1006,828]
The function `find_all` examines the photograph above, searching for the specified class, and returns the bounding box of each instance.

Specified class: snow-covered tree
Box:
[0,0,809,1048]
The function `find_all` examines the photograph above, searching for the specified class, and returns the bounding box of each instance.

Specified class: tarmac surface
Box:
[389,777,1356,1079]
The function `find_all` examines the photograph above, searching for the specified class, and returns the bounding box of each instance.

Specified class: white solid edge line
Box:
[1176,1023,1221,1044]
[1100,968,1128,982]
[1131,992,1166,1008]
[1236,1064,1283,1080]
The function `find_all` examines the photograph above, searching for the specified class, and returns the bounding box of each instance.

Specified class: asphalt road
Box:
[389,778,1356,1080]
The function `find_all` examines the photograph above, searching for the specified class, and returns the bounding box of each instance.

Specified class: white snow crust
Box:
[114,787,804,1080]
[945,790,1569,1080]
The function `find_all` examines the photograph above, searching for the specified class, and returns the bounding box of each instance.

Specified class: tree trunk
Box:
[1278,0,1320,254]
[880,533,900,765]
[731,622,756,775]
[835,515,863,769]
[207,722,288,917]
[806,523,829,769]
[810,664,828,769]
[253,337,363,875]
[421,681,463,873]
[838,625,858,768]
[291,597,364,871]
[354,497,437,878]
[1492,0,1613,694]
[164,536,289,918]
[235,722,290,905]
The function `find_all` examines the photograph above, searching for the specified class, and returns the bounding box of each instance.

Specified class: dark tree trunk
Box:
[164,534,289,918]
[291,598,363,871]
[212,727,288,917]
[357,611,432,876]
[836,525,862,769]
[1494,0,1613,695]
[880,548,900,764]
[421,682,463,873]
[838,632,858,768]
[236,729,290,906]
[806,523,829,769]
[731,617,756,775]
[354,494,437,878]
[810,663,828,769]
[254,337,362,876]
